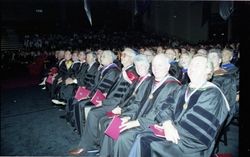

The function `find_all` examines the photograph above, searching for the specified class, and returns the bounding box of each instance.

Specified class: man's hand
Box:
[236,91,240,102]
[95,100,102,107]
[112,106,122,115]
[57,77,62,84]
[119,120,139,133]
[65,78,74,85]
[120,116,131,125]
[162,120,180,144]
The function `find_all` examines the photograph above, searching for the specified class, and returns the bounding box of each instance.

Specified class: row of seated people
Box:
[39,46,239,157]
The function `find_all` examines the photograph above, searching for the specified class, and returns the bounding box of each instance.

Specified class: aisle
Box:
[1,85,80,155]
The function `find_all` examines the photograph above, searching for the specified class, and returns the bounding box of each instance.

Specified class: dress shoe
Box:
[52,99,66,105]
[59,115,66,119]
[69,148,85,155]
[39,81,46,86]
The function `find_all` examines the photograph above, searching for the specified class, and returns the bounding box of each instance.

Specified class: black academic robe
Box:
[56,59,73,80]
[221,63,239,90]
[110,75,181,157]
[80,62,100,90]
[75,65,138,151]
[89,63,122,96]
[99,75,154,157]
[169,61,182,82]
[129,82,229,157]
[211,70,238,124]
[75,62,89,86]
[51,59,79,100]
[57,60,82,101]
[73,63,121,136]
[99,65,139,111]
[180,68,190,85]
[68,60,81,79]
[65,62,99,126]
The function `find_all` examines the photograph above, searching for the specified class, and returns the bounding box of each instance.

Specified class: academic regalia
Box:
[111,75,181,157]
[99,75,154,157]
[68,60,81,78]
[73,63,121,136]
[211,69,238,124]
[221,63,238,75]
[75,65,138,151]
[98,65,139,112]
[79,62,100,90]
[57,60,81,102]
[180,68,190,85]
[221,63,239,90]
[129,82,230,157]
[169,61,183,82]
[65,62,99,125]
[113,59,122,69]
[75,62,89,86]
[51,59,74,100]
[57,59,73,80]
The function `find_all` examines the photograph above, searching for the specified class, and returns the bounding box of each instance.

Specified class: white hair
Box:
[134,54,150,70]
[103,50,116,62]
[124,48,137,60]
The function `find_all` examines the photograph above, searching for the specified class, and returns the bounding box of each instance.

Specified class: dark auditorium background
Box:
[1,0,249,156]
[1,0,246,43]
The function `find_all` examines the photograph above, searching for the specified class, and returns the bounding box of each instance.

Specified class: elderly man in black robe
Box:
[128,54,230,157]
[98,54,154,157]
[62,51,99,124]
[208,49,238,123]
[69,48,139,155]
[73,50,120,136]
[103,53,181,157]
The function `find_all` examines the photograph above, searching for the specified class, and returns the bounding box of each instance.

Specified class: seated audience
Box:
[128,54,230,157]
[101,53,181,157]
[68,48,139,155]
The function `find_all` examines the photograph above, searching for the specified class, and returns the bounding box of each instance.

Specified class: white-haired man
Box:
[129,55,230,157]
[69,48,139,155]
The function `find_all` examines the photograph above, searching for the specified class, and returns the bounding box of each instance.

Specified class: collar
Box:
[122,64,133,71]
[88,61,96,69]
[182,68,188,73]
[221,63,234,69]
